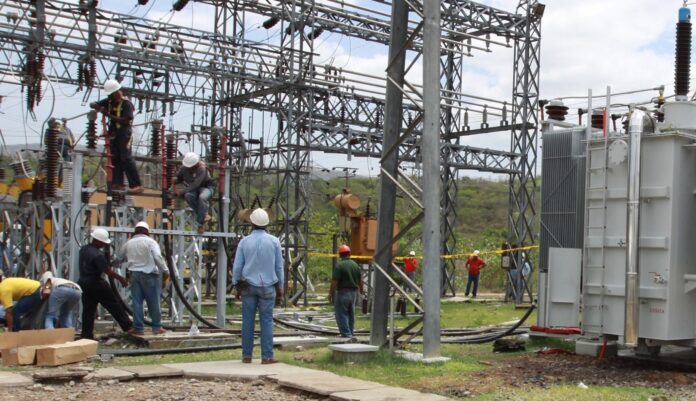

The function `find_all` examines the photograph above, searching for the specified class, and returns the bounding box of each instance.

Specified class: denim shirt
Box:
[232,229,284,288]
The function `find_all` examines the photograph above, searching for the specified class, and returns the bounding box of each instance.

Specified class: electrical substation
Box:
[7,0,696,373]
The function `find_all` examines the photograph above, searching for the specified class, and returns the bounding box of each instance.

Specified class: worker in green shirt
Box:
[328,245,363,338]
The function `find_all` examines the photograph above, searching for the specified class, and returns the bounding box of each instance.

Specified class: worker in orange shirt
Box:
[403,251,419,292]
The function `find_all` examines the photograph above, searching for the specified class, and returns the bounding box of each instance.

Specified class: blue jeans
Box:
[184,187,213,225]
[465,275,480,297]
[334,289,358,337]
[241,284,275,359]
[45,285,81,329]
[130,271,163,332]
[12,288,42,331]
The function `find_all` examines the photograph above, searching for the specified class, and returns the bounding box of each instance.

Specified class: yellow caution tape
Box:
[307,244,539,262]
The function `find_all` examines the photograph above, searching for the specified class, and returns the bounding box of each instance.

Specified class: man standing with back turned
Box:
[329,245,363,338]
[114,221,169,336]
[232,208,284,364]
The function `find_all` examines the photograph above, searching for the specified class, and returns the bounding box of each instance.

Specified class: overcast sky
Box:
[0,0,685,178]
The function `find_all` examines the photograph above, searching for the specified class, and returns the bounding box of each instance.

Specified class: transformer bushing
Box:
[150,119,162,156]
[165,135,177,207]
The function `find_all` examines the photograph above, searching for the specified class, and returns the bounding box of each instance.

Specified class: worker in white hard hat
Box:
[89,79,144,194]
[402,250,419,292]
[232,208,284,364]
[78,227,134,339]
[113,221,169,335]
[171,152,213,234]
[464,250,486,298]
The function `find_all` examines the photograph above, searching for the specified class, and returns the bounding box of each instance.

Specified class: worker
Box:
[403,250,419,292]
[114,221,169,336]
[465,250,486,298]
[58,118,75,161]
[40,271,81,329]
[172,152,213,234]
[328,245,363,338]
[0,274,43,331]
[232,208,284,364]
[78,228,134,339]
[89,79,143,194]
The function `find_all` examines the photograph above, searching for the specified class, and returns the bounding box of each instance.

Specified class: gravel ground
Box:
[4,378,328,401]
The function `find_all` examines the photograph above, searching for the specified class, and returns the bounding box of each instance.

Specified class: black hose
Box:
[442,304,536,344]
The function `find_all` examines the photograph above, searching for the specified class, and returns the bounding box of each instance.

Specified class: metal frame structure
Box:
[0,0,541,333]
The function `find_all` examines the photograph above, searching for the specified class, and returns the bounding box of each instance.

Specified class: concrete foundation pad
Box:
[86,367,136,381]
[394,351,450,364]
[273,371,385,395]
[575,338,618,357]
[274,335,331,350]
[0,372,32,387]
[138,332,236,349]
[329,343,379,363]
[330,387,454,401]
[163,361,318,381]
[120,364,184,378]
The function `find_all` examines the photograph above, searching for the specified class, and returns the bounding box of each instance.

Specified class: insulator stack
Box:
[209,129,220,163]
[165,136,177,207]
[675,7,692,100]
[88,59,96,87]
[86,110,98,150]
[11,160,34,178]
[44,120,60,198]
[150,120,162,156]
[0,167,5,181]
[591,111,604,130]
[36,51,44,102]
[545,100,568,121]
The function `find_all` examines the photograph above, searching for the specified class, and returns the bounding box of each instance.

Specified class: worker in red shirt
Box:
[403,251,419,292]
[465,250,486,298]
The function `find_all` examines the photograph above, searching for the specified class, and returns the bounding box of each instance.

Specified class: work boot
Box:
[128,186,144,194]
[242,357,252,364]
[261,358,279,365]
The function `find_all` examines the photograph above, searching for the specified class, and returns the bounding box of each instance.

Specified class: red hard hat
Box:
[338,244,351,254]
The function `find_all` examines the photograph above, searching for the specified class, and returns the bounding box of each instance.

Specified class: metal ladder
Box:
[582,129,611,335]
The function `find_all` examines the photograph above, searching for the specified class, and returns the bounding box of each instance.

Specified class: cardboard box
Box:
[36,339,98,367]
[0,328,74,349]
[1,345,42,365]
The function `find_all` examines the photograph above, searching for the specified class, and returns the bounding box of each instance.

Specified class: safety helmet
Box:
[338,244,351,254]
[409,251,416,256]
[103,79,122,95]
[135,221,150,231]
[473,250,480,256]
[91,228,111,244]
[182,152,200,168]
[249,208,269,227]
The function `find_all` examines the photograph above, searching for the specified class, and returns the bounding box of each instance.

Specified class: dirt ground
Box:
[414,352,696,399]
[3,378,328,401]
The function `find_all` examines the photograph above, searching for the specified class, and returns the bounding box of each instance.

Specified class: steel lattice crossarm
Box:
[0,0,502,119]
[230,0,521,52]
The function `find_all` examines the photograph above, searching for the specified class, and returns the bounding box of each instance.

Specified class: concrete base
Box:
[394,351,450,364]
[0,372,32,387]
[135,332,236,349]
[331,386,453,401]
[329,344,379,363]
[120,365,184,378]
[575,338,618,357]
[163,361,318,381]
[274,335,331,350]
[274,372,384,395]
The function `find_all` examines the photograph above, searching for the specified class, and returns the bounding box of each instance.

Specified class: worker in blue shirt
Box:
[232,208,284,365]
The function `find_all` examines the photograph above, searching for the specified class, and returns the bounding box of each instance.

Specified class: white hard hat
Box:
[409,251,416,256]
[249,208,269,227]
[473,250,480,256]
[91,228,111,244]
[135,221,150,231]
[40,271,53,286]
[182,152,200,168]
[103,79,121,95]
